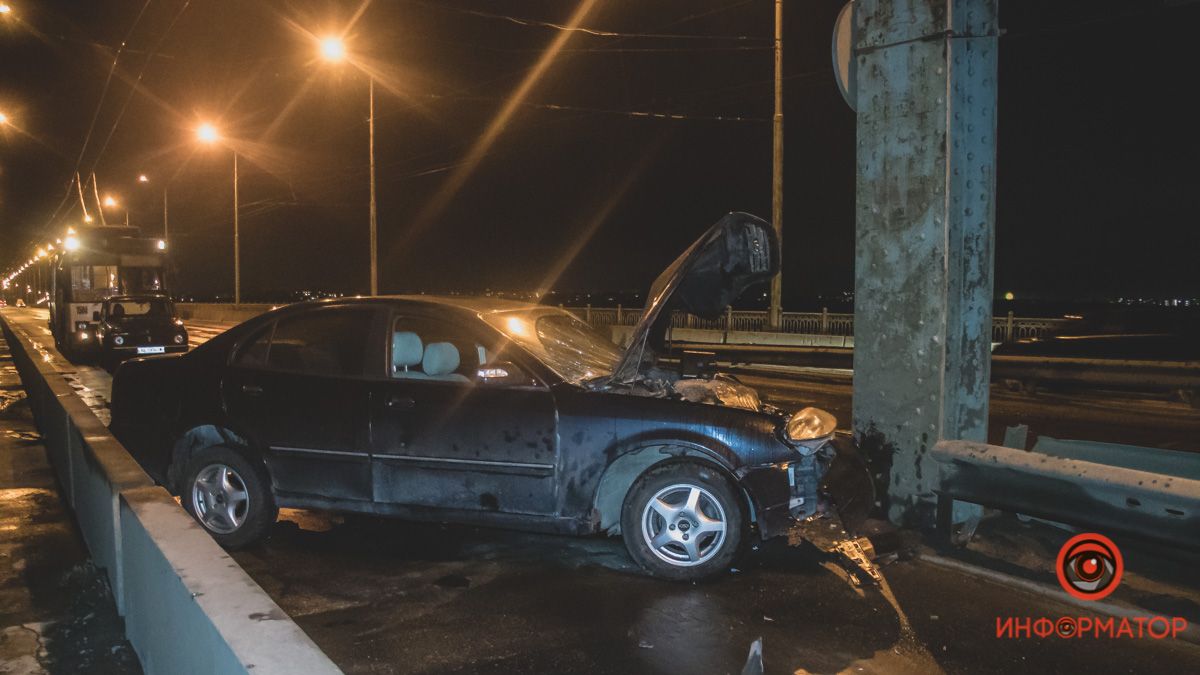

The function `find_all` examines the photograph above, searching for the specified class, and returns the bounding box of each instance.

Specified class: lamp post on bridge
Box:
[195,122,242,304]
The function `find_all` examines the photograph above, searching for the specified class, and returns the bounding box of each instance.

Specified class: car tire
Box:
[621,462,745,581]
[181,446,276,549]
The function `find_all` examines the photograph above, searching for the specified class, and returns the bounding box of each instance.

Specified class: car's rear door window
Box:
[234,308,376,377]
[235,324,274,367]
[268,309,375,377]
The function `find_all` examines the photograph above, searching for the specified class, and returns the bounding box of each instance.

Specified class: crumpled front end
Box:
[738,445,832,539]
[738,433,874,540]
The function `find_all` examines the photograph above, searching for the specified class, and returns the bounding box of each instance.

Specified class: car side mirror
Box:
[92,311,102,321]
[477,361,532,387]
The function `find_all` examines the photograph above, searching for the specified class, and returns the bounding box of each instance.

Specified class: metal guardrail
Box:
[565,306,1069,343]
[0,311,340,675]
[931,438,1200,549]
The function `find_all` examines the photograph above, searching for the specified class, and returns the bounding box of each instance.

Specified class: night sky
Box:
[2,0,1198,302]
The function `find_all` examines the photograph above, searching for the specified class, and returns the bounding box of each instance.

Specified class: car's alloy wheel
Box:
[641,483,728,567]
[191,463,250,534]
[181,446,276,549]
[621,462,744,580]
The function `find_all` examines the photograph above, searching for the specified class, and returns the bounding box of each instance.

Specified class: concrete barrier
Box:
[0,311,340,675]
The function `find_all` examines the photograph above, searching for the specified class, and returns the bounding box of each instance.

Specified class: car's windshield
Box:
[486,310,623,385]
[106,299,172,320]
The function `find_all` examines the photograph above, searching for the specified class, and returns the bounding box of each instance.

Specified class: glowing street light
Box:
[0,4,11,16]
[138,174,149,183]
[103,194,119,208]
[83,214,94,223]
[319,36,346,62]
[64,236,80,251]
[0,111,8,125]
[196,122,220,144]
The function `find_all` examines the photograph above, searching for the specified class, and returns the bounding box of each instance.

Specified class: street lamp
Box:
[196,122,242,304]
[319,36,346,62]
[197,122,220,144]
[137,172,170,244]
[102,193,131,226]
[317,34,378,296]
[0,111,8,125]
[0,4,11,16]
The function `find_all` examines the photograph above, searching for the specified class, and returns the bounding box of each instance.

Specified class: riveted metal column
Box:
[851,0,999,524]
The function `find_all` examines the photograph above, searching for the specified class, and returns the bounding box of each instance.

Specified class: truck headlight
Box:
[785,407,837,448]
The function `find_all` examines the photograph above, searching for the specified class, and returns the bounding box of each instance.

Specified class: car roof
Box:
[300,294,561,316]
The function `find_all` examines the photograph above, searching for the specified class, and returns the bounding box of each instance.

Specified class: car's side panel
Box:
[223,366,373,501]
[551,387,794,526]
[368,378,559,514]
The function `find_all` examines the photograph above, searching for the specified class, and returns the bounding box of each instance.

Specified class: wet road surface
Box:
[4,306,1199,673]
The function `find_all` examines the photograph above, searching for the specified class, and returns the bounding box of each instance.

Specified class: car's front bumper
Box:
[106,344,188,358]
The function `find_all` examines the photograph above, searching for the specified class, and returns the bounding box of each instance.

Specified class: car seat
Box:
[392,331,426,378]
[422,342,469,382]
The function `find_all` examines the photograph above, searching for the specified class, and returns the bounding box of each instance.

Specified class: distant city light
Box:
[196,122,220,144]
[157,239,167,250]
[320,36,347,62]
[138,174,149,183]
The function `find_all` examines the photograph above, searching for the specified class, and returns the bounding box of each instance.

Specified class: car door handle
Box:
[241,384,264,396]
[386,395,415,410]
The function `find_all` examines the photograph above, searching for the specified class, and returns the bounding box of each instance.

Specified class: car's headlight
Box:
[113,335,124,345]
[785,407,837,446]
[173,334,185,344]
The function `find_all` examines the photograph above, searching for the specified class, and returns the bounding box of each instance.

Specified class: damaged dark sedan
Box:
[110,212,866,580]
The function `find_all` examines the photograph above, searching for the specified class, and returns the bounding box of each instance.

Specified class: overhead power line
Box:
[406,0,769,41]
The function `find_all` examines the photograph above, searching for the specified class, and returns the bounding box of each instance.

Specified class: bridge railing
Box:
[564,306,1069,343]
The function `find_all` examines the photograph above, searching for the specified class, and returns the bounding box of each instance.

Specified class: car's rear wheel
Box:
[182,447,276,549]
[621,462,744,580]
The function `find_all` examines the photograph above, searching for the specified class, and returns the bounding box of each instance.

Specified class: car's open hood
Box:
[607,212,778,384]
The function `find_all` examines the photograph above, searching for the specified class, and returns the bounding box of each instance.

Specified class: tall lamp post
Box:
[768,0,785,330]
[319,35,378,296]
[196,122,241,304]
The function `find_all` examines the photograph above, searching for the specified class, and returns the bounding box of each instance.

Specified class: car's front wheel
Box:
[621,462,745,580]
[182,447,276,549]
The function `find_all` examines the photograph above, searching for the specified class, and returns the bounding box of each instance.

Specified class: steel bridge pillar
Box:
[851,0,999,524]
